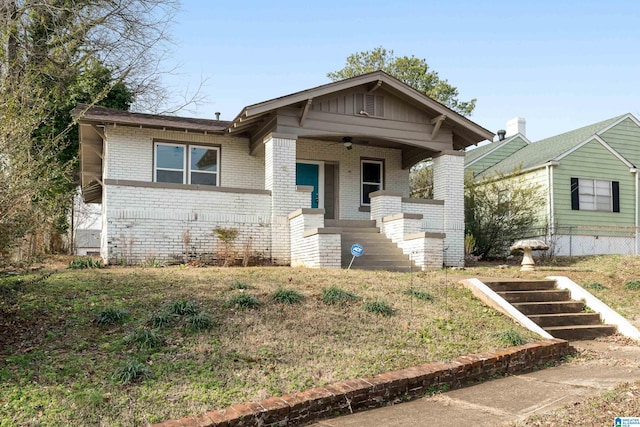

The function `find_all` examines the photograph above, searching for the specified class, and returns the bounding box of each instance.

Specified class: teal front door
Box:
[296,163,319,208]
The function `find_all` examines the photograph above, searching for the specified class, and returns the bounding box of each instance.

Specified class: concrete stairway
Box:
[324,219,417,272]
[482,279,617,340]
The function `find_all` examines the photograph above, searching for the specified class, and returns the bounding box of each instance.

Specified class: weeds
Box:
[362,300,394,316]
[624,280,640,290]
[272,288,305,304]
[584,282,606,290]
[113,359,151,384]
[126,329,165,349]
[495,329,526,346]
[322,286,360,305]
[229,293,259,309]
[168,300,200,316]
[95,308,128,326]
[186,312,215,331]
[144,257,165,268]
[230,280,253,290]
[68,257,103,269]
[150,311,178,328]
[404,288,435,301]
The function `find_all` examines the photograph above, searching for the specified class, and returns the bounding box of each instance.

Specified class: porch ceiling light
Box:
[342,136,353,150]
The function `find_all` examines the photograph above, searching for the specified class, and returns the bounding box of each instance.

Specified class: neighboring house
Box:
[465,114,640,256]
[74,229,101,256]
[77,71,492,269]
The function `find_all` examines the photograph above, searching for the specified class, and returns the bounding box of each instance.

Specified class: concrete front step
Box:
[325,219,376,228]
[528,313,603,327]
[544,324,618,340]
[483,280,557,292]
[497,290,571,303]
[512,301,585,315]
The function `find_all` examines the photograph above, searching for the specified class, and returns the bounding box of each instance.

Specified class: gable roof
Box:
[479,114,628,178]
[465,133,530,166]
[230,70,494,149]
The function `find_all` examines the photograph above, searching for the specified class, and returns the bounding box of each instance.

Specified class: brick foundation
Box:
[152,339,571,427]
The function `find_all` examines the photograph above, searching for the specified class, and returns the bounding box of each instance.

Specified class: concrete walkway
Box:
[312,339,640,426]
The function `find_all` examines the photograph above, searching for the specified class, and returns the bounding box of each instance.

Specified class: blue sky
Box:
[161,0,640,142]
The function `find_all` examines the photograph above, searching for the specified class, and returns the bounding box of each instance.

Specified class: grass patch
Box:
[95,307,128,326]
[362,300,394,316]
[321,286,360,305]
[186,312,215,331]
[168,299,201,315]
[230,280,253,290]
[113,359,152,384]
[584,282,606,290]
[126,328,165,349]
[624,280,640,290]
[494,329,527,346]
[228,293,260,309]
[150,310,178,328]
[272,288,305,304]
[404,288,435,301]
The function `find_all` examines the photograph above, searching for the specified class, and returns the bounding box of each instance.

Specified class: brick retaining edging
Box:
[152,339,571,427]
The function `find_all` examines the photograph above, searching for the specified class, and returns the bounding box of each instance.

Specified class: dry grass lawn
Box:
[1,254,639,426]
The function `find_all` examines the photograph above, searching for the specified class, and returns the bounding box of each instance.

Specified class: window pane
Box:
[579,179,594,195]
[191,171,217,186]
[362,162,381,183]
[596,180,610,195]
[157,145,184,169]
[157,170,183,183]
[191,147,218,172]
[596,195,611,210]
[362,183,381,204]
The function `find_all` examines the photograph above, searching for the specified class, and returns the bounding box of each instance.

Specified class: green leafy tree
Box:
[465,170,546,259]
[328,47,476,116]
[410,162,433,199]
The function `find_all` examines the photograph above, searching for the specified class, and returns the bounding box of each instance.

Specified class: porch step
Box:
[336,226,418,272]
[485,279,617,341]
[325,219,376,228]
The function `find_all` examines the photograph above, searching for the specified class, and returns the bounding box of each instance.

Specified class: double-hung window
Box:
[571,178,619,212]
[154,142,219,186]
[361,159,383,205]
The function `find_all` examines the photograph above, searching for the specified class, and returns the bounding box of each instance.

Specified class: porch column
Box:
[433,151,465,267]
[264,133,298,264]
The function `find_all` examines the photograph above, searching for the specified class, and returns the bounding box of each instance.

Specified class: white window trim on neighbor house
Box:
[361,159,384,206]
[154,141,220,186]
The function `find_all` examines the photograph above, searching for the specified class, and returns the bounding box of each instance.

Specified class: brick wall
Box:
[152,339,571,427]
[103,184,271,264]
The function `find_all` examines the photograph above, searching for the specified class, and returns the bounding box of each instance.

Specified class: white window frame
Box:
[361,159,384,206]
[578,178,612,212]
[154,142,220,186]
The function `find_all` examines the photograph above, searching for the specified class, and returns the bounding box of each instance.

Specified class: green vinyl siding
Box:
[521,168,550,227]
[467,136,528,175]
[552,139,635,230]
[600,117,640,166]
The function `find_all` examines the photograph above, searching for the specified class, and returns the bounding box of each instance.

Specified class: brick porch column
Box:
[433,151,465,267]
[264,133,298,264]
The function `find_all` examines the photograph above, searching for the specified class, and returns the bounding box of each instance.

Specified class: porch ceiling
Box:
[79,123,104,203]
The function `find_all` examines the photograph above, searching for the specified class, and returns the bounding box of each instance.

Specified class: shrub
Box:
[321,286,360,305]
[168,300,200,316]
[624,281,640,290]
[272,288,304,304]
[95,308,128,326]
[229,293,259,309]
[404,288,434,301]
[113,359,152,384]
[495,329,526,346]
[362,300,394,316]
[186,312,215,332]
[126,329,165,349]
[69,257,103,269]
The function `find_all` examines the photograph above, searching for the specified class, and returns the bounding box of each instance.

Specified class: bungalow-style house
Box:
[465,114,640,256]
[77,71,493,269]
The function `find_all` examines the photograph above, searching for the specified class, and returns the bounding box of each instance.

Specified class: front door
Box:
[296,162,320,208]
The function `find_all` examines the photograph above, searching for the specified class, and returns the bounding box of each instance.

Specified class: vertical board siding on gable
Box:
[552,139,635,230]
[470,137,529,175]
[600,117,640,166]
[104,126,265,190]
[296,138,409,220]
